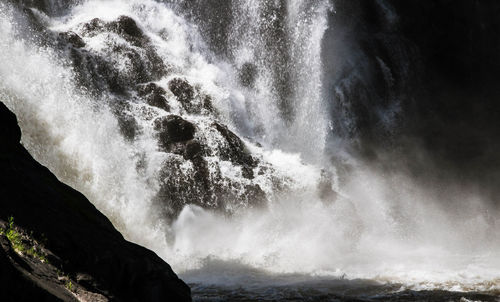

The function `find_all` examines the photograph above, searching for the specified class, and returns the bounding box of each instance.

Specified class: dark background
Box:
[323,0,500,203]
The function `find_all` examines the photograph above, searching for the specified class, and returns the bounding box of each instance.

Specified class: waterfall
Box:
[223,0,332,161]
[0,0,498,297]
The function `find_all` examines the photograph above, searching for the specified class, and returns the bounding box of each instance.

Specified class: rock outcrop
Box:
[7,0,274,220]
[0,101,191,302]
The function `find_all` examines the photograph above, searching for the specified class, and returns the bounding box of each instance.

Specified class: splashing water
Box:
[0,0,499,299]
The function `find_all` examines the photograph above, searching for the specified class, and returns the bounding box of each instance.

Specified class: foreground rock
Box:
[0,101,191,301]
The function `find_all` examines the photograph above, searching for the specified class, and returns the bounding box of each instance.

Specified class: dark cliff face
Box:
[391,1,500,171]
[325,0,500,200]
[0,102,191,301]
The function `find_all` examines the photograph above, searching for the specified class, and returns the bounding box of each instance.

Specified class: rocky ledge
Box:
[0,101,191,301]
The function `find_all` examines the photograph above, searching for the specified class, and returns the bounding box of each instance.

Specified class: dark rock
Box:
[138,83,170,111]
[155,151,265,220]
[108,16,144,41]
[241,165,254,179]
[108,16,167,79]
[151,126,203,159]
[244,184,267,206]
[325,0,500,198]
[168,78,195,105]
[0,102,21,148]
[138,83,167,96]
[147,94,170,111]
[59,31,85,48]
[153,126,268,219]
[213,122,257,168]
[65,38,126,95]
[0,102,191,302]
[0,234,66,302]
[201,95,217,115]
[81,18,105,35]
[183,140,205,160]
[163,141,187,157]
[72,16,166,93]
[154,156,214,221]
[154,115,196,148]
[191,156,212,189]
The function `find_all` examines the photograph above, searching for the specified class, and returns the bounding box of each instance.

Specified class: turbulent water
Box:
[0,0,499,301]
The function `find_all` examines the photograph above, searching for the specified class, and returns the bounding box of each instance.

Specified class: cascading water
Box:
[0,0,499,300]
[223,0,332,161]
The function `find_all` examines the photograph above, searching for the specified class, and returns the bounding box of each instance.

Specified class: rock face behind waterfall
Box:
[0,102,191,301]
[324,0,500,197]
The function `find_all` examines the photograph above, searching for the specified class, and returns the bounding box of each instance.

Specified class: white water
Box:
[0,0,499,297]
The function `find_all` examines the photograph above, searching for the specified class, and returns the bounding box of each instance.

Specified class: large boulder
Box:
[107,16,146,45]
[152,120,267,219]
[154,115,196,150]
[64,16,167,95]
[168,78,195,105]
[138,83,170,111]
[213,122,257,171]
[0,102,191,302]
[167,78,216,115]
[58,31,85,48]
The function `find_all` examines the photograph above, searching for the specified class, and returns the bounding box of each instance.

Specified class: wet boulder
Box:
[164,139,206,160]
[213,122,257,169]
[81,18,105,36]
[168,78,217,115]
[166,79,217,116]
[155,156,215,221]
[58,31,85,48]
[138,83,170,111]
[154,115,196,150]
[147,94,170,111]
[201,95,217,116]
[155,156,267,221]
[138,82,167,96]
[75,16,167,88]
[241,165,254,179]
[66,47,122,94]
[80,16,146,46]
[168,78,195,105]
[107,15,147,47]
[183,140,205,160]
[151,120,269,218]
[108,16,143,39]
[244,184,267,206]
